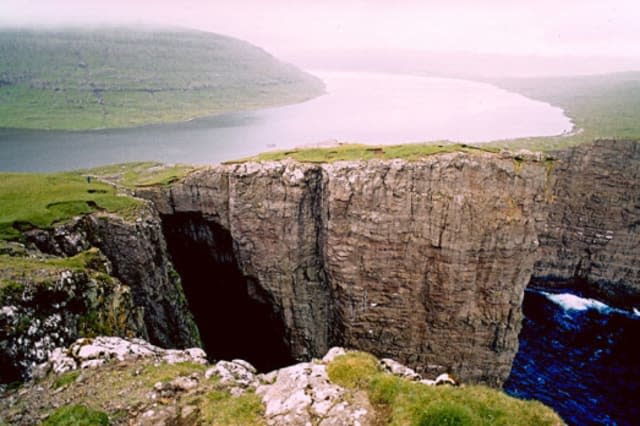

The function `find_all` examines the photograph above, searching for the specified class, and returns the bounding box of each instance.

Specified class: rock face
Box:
[23,206,201,350]
[145,151,550,385]
[0,263,145,383]
[5,140,637,390]
[1,203,201,382]
[534,140,640,308]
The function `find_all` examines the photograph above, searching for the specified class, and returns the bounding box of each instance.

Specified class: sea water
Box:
[505,288,640,425]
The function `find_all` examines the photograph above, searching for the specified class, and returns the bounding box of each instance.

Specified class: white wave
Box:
[634,308,640,317]
[542,292,610,312]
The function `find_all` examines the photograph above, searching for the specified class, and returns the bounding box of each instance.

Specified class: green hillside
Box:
[0,27,324,130]
[486,72,640,151]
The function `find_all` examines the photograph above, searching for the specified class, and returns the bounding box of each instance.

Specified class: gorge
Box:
[1,140,639,423]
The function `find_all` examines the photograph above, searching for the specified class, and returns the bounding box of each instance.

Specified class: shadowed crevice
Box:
[160,212,294,372]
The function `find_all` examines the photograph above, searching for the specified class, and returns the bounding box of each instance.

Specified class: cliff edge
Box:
[142,150,550,386]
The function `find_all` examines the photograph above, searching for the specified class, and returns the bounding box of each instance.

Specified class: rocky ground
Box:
[0,336,563,426]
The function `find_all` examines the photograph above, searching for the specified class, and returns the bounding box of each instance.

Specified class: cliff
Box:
[534,140,640,308]
[1,203,200,382]
[2,140,638,389]
[142,150,550,386]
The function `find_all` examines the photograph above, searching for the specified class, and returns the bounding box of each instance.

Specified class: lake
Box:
[0,71,572,172]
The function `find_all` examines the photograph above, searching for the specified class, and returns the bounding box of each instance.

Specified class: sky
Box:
[2,0,640,59]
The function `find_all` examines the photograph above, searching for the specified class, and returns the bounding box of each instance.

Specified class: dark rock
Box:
[534,140,640,308]
[144,153,548,386]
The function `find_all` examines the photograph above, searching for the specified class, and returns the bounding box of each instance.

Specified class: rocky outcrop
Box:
[0,252,145,383]
[33,336,207,377]
[144,151,550,386]
[1,338,468,426]
[534,140,640,308]
[23,205,201,350]
[1,202,201,383]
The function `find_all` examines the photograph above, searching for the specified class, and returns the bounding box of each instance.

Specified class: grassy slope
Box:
[485,72,640,151]
[0,27,324,130]
[327,352,563,426]
[0,162,195,241]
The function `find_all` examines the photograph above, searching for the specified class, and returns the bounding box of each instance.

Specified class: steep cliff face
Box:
[534,140,640,308]
[0,250,145,383]
[22,205,201,350]
[145,151,549,385]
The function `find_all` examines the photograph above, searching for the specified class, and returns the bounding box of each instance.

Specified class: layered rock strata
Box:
[534,140,640,308]
[1,204,201,382]
[23,206,200,349]
[144,151,549,385]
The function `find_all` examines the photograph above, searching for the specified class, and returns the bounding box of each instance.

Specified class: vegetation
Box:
[0,27,324,130]
[52,371,81,390]
[41,404,109,426]
[327,352,563,426]
[0,170,141,241]
[201,389,266,425]
[487,71,640,151]
[237,142,500,163]
[0,360,262,425]
[80,161,197,188]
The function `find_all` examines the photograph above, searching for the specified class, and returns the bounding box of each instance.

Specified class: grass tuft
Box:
[327,352,563,426]
[326,351,381,389]
[200,389,266,425]
[41,404,109,426]
[52,371,81,390]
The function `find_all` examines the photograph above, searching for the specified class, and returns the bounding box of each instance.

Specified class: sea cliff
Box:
[2,140,638,388]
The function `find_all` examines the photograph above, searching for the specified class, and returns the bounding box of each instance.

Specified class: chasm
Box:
[160,212,294,372]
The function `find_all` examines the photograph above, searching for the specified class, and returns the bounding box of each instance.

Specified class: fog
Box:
[2,0,640,76]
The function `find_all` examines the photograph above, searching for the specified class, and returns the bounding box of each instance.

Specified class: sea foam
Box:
[542,291,640,319]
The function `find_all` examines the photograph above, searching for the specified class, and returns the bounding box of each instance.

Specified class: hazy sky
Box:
[2,0,640,58]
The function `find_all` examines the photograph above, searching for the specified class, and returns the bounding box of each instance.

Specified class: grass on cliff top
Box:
[79,161,197,188]
[234,142,501,163]
[41,404,109,426]
[327,352,563,426]
[0,248,107,290]
[0,171,141,241]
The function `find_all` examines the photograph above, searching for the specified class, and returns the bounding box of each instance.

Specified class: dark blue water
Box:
[505,288,640,425]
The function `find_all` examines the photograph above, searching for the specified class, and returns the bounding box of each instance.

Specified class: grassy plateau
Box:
[0,27,324,130]
[0,162,195,241]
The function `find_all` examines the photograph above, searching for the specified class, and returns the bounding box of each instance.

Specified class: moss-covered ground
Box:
[327,352,564,426]
[0,360,263,425]
[0,248,107,289]
[236,142,501,163]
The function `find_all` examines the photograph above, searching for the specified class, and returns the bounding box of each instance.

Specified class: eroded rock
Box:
[33,336,206,378]
[146,152,549,385]
[256,348,372,426]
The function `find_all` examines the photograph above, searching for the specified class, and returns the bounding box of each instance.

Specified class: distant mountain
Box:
[0,27,324,130]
